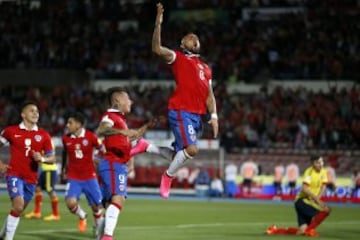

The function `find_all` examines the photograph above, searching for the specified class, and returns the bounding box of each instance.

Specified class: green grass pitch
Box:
[0,194,359,240]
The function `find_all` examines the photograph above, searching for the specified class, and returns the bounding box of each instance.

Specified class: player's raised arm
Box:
[152,2,175,63]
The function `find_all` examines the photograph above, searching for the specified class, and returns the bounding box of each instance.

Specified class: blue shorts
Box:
[6,176,36,203]
[65,179,103,206]
[38,170,58,192]
[168,110,202,152]
[98,159,128,202]
[294,198,320,226]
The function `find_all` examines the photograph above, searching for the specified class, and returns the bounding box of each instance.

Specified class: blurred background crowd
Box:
[1,83,360,152]
[0,0,359,150]
[0,0,359,81]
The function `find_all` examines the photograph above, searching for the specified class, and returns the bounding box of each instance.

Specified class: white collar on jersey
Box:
[70,128,85,138]
[183,49,200,57]
[107,108,120,112]
[107,108,125,115]
[19,122,38,131]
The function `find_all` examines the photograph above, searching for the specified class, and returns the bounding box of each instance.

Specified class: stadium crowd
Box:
[1,83,360,152]
[0,0,359,81]
[0,0,359,151]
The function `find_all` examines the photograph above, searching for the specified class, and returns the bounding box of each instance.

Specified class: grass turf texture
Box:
[0,194,359,240]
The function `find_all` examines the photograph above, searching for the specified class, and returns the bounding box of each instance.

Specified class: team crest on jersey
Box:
[25,139,31,146]
[34,135,42,142]
[119,184,125,192]
[82,139,88,146]
[12,187,18,193]
[190,134,196,142]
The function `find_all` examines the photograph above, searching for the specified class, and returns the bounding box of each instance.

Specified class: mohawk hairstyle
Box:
[106,86,127,106]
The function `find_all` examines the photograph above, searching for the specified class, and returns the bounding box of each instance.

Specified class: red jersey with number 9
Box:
[168,50,212,114]
[100,110,131,164]
[0,124,54,184]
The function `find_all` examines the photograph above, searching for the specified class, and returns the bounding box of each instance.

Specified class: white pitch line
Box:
[176,221,360,228]
[21,220,360,235]
[21,228,78,234]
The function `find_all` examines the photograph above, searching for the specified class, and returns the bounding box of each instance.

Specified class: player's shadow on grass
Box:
[21,232,92,240]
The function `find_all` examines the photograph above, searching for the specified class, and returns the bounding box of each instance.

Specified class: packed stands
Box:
[0,0,359,81]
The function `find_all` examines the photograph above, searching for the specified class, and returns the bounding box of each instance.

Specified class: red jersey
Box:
[168,50,212,114]
[100,109,131,163]
[0,122,54,184]
[62,128,104,180]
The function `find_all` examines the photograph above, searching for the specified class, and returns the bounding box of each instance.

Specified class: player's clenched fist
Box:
[155,2,164,25]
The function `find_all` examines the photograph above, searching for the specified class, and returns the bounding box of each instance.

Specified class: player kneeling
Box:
[265,156,331,237]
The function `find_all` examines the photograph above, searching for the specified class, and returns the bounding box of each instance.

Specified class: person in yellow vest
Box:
[24,150,60,221]
[266,155,331,237]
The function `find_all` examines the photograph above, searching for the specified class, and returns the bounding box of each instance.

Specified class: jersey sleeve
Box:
[91,132,103,150]
[101,114,114,126]
[166,50,177,64]
[43,132,55,156]
[0,127,10,144]
[321,169,328,185]
[302,168,312,185]
[204,63,213,83]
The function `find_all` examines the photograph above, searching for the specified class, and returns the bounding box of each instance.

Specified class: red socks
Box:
[51,197,60,216]
[307,211,329,230]
[34,192,43,214]
[274,227,298,235]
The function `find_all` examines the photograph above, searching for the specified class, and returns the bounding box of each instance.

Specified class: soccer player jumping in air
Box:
[265,156,332,237]
[152,2,219,199]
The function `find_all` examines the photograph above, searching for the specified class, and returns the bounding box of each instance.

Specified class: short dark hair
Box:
[106,87,126,105]
[20,101,38,112]
[67,112,86,126]
[310,155,321,162]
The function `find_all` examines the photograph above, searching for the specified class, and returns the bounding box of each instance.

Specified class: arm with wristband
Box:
[206,82,218,138]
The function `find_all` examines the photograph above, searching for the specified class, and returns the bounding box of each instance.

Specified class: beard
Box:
[192,48,200,54]
[183,46,200,55]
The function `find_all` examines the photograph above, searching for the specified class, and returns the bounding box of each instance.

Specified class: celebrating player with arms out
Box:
[152,2,219,199]
[96,87,156,240]
[265,156,332,237]
[62,112,105,236]
[0,102,55,240]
